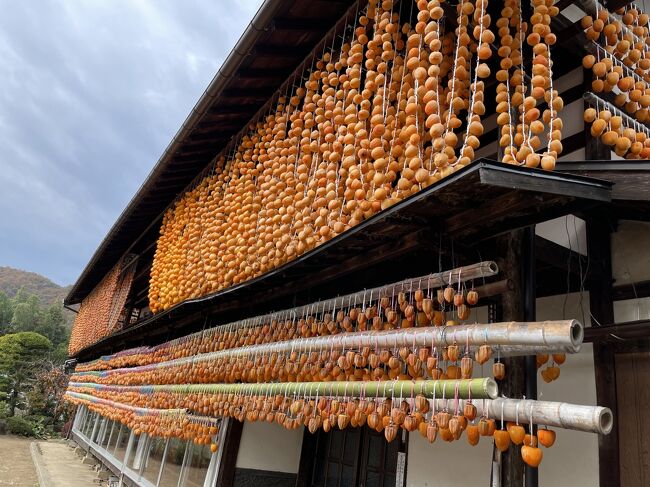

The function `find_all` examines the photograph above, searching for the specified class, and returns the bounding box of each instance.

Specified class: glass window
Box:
[127,433,146,470]
[82,412,97,438]
[158,438,186,487]
[142,437,167,485]
[99,420,114,449]
[114,425,131,464]
[92,417,108,444]
[183,442,212,487]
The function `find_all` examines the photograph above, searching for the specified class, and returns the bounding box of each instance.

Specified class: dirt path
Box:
[0,435,38,487]
[33,440,99,487]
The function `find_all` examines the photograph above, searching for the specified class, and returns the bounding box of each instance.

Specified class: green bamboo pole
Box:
[69,378,498,400]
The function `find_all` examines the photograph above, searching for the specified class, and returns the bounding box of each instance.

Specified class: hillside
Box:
[0,266,71,306]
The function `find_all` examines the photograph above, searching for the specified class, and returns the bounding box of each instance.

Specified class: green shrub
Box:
[0,419,7,435]
[23,414,53,426]
[6,416,35,437]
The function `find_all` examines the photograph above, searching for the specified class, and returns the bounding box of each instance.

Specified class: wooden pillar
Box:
[496,230,526,486]
[586,219,619,487]
[522,226,538,487]
[295,429,319,487]
[215,418,244,487]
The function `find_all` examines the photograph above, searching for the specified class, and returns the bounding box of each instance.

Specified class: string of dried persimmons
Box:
[142,0,564,314]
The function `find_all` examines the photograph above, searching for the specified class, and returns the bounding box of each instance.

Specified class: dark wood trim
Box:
[605,0,635,11]
[216,419,244,487]
[295,428,318,487]
[496,231,526,487]
[586,219,620,487]
[522,227,538,487]
[612,280,650,301]
[585,319,650,342]
[234,468,297,487]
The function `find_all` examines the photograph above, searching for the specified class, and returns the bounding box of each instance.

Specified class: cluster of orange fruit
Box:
[147,0,563,314]
[582,5,650,159]
[68,383,554,467]
[69,259,134,355]
[66,393,219,451]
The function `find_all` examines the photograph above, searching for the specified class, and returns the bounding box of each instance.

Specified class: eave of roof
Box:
[65,0,360,305]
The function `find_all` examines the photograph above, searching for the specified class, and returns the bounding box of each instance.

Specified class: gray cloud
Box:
[0,0,263,285]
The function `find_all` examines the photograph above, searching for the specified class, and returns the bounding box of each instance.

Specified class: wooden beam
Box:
[272,17,333,31]
[612,280,650,301]
[604,0,635,12]
[206,104,259,115]
[237,68,291,80]
[221,87,276,99]
[584,319,650,342]
[252,44,311,57]
[586,218,620,487]
[535,235,588,276]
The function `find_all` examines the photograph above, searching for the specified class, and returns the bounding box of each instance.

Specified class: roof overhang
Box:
[65,0,361,304]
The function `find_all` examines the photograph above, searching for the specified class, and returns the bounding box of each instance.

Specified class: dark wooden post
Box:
[215,418,244,487]
[496,230,526,486]
[295,429,318,487]
[586,219,619,487]
[522,226,538,487]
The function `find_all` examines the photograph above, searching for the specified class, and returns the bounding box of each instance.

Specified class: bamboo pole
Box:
[68,378,499,400]
[70,320,582,379]
[425,398,612,435]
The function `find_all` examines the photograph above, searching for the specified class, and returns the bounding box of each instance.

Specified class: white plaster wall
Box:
[614,297,650,322]
[612,220,650,285]
[536,215,587,255]
[406,431,493,486]
[235,421,303,473]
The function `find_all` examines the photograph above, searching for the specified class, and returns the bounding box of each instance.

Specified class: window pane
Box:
[158,438,185,487]
[142,438,167,485]
[184,443,212,487]
[82,412,95,437]
[114,426,130,463]
[127,433,145,470]
[99,421,114,448]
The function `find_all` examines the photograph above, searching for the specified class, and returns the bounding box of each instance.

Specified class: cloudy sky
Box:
[0,0,263,285]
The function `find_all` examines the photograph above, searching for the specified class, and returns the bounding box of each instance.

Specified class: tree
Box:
[0,292,12,335]
[41,304,68,346]
[0,332,52,416]
[11,295,42,333]
[27,365,72,425]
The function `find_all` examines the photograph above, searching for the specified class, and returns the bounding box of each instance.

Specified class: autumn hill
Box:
[0,266,71,306]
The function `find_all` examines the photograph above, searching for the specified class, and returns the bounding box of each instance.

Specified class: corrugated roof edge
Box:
[64,0,283,305]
